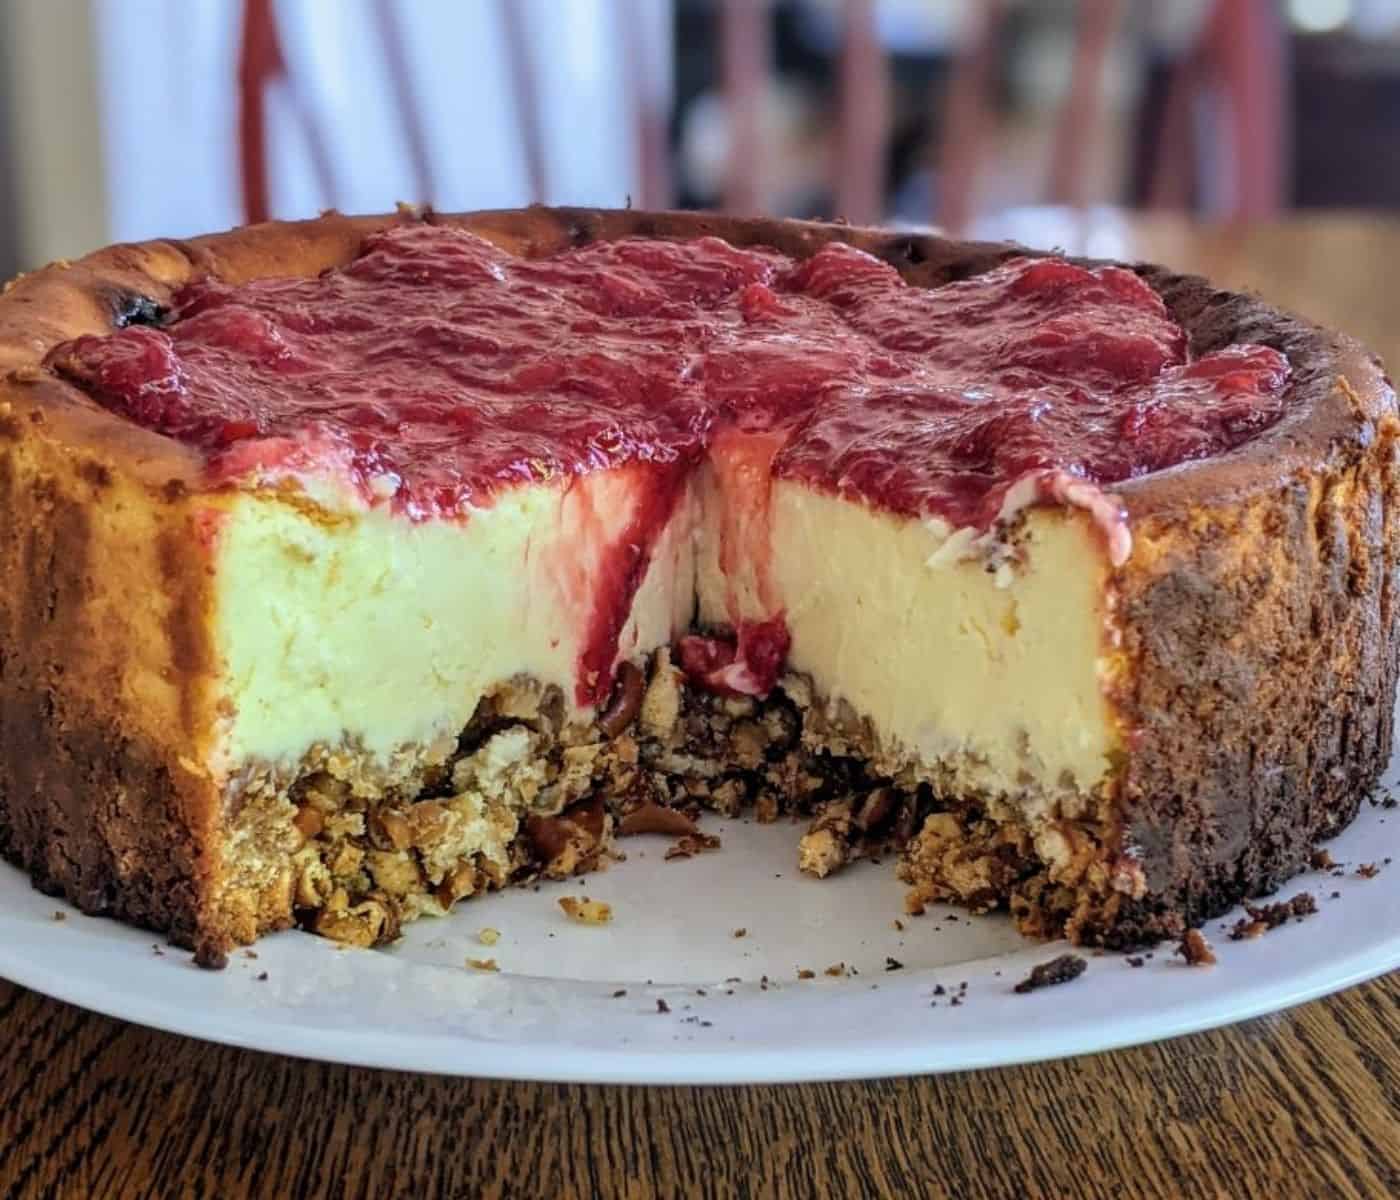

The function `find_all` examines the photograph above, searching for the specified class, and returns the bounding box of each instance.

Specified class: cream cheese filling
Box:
[696,477,1120,796]
[209,469,696,776]
[210,459,1119,799]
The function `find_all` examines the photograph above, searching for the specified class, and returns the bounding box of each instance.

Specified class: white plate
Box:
[2,765,1398,1084]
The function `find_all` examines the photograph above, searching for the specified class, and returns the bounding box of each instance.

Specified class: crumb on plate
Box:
[559,896,613,925]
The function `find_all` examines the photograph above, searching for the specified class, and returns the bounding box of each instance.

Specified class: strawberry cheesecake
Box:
[0,207,1395,966]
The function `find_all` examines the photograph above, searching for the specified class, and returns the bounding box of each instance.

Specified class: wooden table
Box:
[3,213,1399,1200]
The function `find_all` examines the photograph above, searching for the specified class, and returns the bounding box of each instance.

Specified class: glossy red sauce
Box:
[48,224,1291,703]
[678,618,792,698]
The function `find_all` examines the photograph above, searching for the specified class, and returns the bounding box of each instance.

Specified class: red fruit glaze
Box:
[47,224,1292,703]
[678,618,793,698]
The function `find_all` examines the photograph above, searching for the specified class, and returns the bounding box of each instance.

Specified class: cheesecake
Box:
[0,207,1395,966]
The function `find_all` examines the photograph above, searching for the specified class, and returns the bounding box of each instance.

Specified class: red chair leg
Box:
[618,0,672,210]
[721,0,768,214]
[835,0,888,226]
[935,0,1005,233]
[237,0,283,225]
[1046,0,1122,208]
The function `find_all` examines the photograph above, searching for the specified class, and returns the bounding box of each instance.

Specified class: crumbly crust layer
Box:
[214,662,873,952]
[0,207,1395,960]
[0,646,1135,956]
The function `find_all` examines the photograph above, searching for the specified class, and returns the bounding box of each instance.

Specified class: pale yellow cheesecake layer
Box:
[203,439,1121,799]
[696,476,1122,797]
[208,467,698,777]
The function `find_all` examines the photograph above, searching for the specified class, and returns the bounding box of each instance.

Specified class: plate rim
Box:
[2,882,1396,1085]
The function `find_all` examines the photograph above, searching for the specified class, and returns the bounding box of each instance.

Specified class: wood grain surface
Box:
[2,214,1399,1200]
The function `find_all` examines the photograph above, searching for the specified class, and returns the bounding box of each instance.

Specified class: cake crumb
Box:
[665,833,722,861]
[611,989,627,998]
[1126,955,1145,968]
[616,802,698,839]
[243,949,258,960]
[559,896,613,924]
[194,946,227,970]
[797,827,847,878]
[1013,954,1087,994]
[1228,892,1318,940]
[1309,848,1336,871]
[656,998,671,1014]
[1175,928,1217,966]
[256,971,269,982]
[51,910,65,922]
[732,927,747,939]
[477,927,501,946]
[797,968,815,980]
[1356,862,1380,879]
[466,957,499,972]
[885,957,904,972]
[824,962,849,977]
[892,919,905,932]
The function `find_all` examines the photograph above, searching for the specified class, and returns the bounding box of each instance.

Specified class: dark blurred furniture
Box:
[1293,32,1400,208]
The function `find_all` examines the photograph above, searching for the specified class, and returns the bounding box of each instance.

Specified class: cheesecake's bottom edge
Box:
[1,655,1379,966]
[0,682,231,965]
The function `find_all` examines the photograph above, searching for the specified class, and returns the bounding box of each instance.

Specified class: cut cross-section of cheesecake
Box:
[0,207,1395,965]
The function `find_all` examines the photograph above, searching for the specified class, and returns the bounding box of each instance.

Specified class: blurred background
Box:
[2,0,1399,277]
